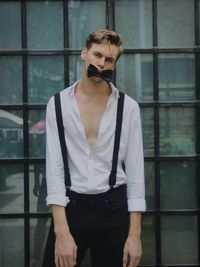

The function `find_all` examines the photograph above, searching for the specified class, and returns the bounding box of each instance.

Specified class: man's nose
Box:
[97,57,105,69]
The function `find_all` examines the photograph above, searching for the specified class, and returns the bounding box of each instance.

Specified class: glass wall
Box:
[0,1,199,267]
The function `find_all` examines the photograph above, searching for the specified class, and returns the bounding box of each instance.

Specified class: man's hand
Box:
[51,205,77,267]
[55,232,77,267]
[123,235,142,267]
[123,212,143,267]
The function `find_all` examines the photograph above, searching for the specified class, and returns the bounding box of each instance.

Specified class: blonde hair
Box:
[85,29,123,60]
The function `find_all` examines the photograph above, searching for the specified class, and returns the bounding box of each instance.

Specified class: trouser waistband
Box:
[66,184,127,202]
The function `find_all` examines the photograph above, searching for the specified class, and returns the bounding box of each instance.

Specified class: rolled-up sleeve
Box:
[124,101,146,212]
[45,97,69,207]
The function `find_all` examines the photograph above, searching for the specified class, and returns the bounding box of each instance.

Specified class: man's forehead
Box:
[89,43,119,58]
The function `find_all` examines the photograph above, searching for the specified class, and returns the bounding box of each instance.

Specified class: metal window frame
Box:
[0,0,199,266]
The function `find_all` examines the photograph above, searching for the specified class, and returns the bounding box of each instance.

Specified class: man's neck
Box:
[76,77,112,98]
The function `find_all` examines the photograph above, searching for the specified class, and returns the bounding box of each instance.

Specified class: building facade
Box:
[0,0,199,267]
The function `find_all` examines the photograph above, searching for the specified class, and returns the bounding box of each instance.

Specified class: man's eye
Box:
[106,58,114,63]
[94,53,101,58]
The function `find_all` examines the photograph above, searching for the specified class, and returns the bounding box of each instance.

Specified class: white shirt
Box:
[46,81,146,212]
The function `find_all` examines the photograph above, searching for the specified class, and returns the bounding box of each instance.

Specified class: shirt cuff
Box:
[46,194,69,207]
[128,198,146,212]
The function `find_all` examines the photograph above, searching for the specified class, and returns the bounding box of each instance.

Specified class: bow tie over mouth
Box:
[87,64,113,83]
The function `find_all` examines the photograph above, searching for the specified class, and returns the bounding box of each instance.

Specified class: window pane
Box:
[0,219,24,267]
[159,54,195,101]
[68,1,106,49]
[141,216,156,265]
[116,54,153,101]
[144,162,155,210]
[69,55,82,85]
[161,216,198,264]
[0,2,21,49]
[0,110,23,158]
[29,110,46,158]
[28,56,64,104]
[141,108,154,156]
[30,218,51,267]
[0,56,22,104]
[29,163,48,213]
[160,161,197,210]
[115,0,152,48]
[159,108,195,156]
[158,0,194,48]
[27,2,63,49]
[0,165,23,213]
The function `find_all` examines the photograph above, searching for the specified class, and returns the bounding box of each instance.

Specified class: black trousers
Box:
[43,185,129,267]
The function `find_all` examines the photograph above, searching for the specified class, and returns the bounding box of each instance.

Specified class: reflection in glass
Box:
[29,110,46,158]
[29,164,48,213]
[141,216,156,265]
[115,0,152,48]
[159,108,195,155]
[0,219,24,267]
[0,165,23,213]
[159,54,195,101]
[160,161,197,210]
[158,0,194,48]
[69,55,82,85]
[116,54,153,101]
[28,56,64,104]
[144,162,155,210]
[0,110,23,158]
[27,2,63,49]
[161,216,198,264]
[0,56,22,104]
[0,2,21,49]
[68,1,106,49]
[141,108,154,156]
[30,218,51,267]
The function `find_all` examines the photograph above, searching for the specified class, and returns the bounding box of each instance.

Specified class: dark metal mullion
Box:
[195,0,200,263]
[152,0,158,48]
[195,0,200,46]
[195,54,200,265]
[152,0,162,265]
[21,1,30,267]
[63,0,69,87]
[106,0,109,28]
[106,0,117,85]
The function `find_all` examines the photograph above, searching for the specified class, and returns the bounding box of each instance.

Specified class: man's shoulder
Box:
[123,92,140,111]
[47,83,75,106]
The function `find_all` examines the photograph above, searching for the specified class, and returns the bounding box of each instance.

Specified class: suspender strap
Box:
[109,91,125,187]
[54,92,71,188]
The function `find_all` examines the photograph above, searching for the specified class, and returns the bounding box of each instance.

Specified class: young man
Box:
[43,29,146,267]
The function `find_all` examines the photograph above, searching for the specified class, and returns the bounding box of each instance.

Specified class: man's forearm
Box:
[51,204,70,237]
[128,212,142,238]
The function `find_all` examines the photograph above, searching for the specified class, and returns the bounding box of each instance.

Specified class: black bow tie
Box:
[87,64,113,83]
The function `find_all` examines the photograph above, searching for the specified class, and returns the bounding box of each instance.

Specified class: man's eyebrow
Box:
[93,51,115,61]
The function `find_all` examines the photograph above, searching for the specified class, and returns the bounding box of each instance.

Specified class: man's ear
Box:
[81,47,87,60]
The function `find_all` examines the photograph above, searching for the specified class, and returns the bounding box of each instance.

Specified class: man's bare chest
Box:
[76,98,108,147]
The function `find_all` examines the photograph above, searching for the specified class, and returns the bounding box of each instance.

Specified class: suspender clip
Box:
[109,171,117,187]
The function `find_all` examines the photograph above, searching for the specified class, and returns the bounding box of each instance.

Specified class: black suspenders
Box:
[54,91,125,192]
[109,91,124,187]
[54,93,71,188]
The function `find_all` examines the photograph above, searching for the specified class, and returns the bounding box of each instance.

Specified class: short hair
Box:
[85,29,124,60]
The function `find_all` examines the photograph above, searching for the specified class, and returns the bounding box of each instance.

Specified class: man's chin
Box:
[90,76,104,83]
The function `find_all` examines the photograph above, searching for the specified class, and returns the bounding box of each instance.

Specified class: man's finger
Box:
[73,246,77,265]
[123,249,129,267]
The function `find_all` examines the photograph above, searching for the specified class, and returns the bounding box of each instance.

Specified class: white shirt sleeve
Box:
[45,97,69,207]
[124,100,146,212]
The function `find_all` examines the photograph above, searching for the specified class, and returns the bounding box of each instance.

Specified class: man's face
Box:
[81,43,119,73]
